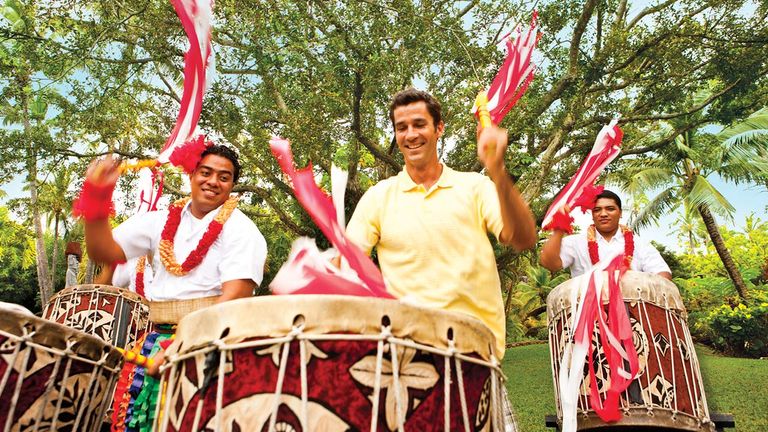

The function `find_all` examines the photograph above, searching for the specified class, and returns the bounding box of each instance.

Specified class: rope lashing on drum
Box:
[266,325,304,432]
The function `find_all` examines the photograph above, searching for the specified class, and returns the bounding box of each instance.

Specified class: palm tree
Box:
[669,203,708,255]
[39,165,74,291]
[614,110,768,300]
[507,266,570,340]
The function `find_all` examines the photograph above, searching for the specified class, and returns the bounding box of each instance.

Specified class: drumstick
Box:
[474,91,496,156]
[119,159,160,173]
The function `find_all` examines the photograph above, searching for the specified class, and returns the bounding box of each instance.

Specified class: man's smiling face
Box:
[393,101,444,170]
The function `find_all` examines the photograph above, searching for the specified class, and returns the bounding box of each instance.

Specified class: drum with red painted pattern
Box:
[156,295,507,431]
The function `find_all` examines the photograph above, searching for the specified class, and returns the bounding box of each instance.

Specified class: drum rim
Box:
[564,406,715,431]
[546,271,687,320]
[46,284,149,306]
[168,294,498,361]
[0,307,123,367]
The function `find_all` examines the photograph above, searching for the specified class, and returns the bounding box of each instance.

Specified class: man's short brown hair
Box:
[389,88,443,130]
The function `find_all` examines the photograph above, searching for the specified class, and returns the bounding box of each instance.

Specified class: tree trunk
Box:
[50,214,60,292]
[698,204,749,300]
[19,84,53,306]
[84,259,96,284]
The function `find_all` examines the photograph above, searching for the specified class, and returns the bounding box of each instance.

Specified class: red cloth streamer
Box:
[158,0,213,165]
[136,167,165,213]
[473,11,540,124]
[573,254,639,422]
[542,120,623,231]
[269,137,391,298]
[72,180,116,221]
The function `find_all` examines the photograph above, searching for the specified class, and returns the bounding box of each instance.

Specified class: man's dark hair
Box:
[200,144,241,183]
[389,88,443,130]
[596,189,622,210]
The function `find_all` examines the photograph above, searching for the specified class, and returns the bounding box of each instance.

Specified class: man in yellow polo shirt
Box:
[346,88,537,359]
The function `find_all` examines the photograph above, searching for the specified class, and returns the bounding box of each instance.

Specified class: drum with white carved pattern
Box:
[547,271,714,431]
[0,305,123,431]
[156,295,507,431]
[43,284,150,350]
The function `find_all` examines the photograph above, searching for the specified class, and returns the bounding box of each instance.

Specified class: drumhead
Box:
[0,305,123,366]
[46,284,149,306]
[546,270,686,321]
[169,295,497,361]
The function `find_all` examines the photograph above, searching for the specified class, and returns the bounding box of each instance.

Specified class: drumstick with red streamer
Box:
[472,11,540,129]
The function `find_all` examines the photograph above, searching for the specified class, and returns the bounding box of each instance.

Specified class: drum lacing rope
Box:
[71,338,113,432]
[266,323,305,432]
[446,339,472,432]
[369,325,392,432]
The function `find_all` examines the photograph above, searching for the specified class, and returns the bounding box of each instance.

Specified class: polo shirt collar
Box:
[397,163,456,191]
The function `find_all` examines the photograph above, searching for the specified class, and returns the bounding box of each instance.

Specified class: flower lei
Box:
[587,224,634,267]
[135,255,147,297]
[159,196,238,276]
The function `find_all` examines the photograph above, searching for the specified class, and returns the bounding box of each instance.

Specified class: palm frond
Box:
[625,167,675,197]
[685,176,735,222]
[630,187,679,230]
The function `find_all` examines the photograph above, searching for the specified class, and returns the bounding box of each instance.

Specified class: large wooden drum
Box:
[0,304,123,431]
[43,284,151,350]
[156,295,507,431]
[547,271,714,431]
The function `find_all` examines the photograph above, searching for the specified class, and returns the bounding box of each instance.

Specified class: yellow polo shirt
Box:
[346,165,507,358]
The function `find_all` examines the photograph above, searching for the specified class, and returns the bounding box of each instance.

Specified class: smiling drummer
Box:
[540,189,672,279]
[74,143,267,431]
[345,89,538,431]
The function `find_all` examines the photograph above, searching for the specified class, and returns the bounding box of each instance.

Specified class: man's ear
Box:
[437,121,445,137]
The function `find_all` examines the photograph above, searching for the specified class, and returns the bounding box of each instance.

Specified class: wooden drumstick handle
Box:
[119,159,159,173]
[474,91,496,156]
[475,91,492,129]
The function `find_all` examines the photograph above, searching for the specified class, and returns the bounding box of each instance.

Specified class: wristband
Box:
[72,179,116,221]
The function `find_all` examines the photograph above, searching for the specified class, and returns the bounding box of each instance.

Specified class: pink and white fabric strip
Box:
[473,11,539,124]
[541,119,623,230]
[269,137,392,298]
[559,252,638,431]
[158,0,213,164]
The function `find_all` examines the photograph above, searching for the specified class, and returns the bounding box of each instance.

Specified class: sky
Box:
[572,176,768,252]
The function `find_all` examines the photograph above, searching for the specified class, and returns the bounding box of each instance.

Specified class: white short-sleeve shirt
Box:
[112,256,153,292]
[560,230,671,278]
[113,202,267,301]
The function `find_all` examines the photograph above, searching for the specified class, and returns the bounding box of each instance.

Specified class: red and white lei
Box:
[159,196,238,276]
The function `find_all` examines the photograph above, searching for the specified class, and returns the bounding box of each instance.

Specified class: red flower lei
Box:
[135,255,147,297]
[587,224,634,267]
[159,196,238,276]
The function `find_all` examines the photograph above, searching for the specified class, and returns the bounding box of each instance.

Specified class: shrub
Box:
[706,292,768,358]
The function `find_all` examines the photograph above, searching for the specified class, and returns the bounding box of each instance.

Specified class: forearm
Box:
[84,219,126,264]
[218,279,255,303]
[488,168,537,251]
[540,230,566,272]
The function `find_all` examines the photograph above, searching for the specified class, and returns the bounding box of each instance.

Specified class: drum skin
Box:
[0,308,123,432]
[547,271,714,431]
[158,295,504,432]
[43,284,150,350]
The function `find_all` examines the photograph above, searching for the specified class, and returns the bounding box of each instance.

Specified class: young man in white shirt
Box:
[82,145,267,301]
[540,190,672,279]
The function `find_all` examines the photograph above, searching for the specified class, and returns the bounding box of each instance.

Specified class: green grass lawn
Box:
[502,343,768,431]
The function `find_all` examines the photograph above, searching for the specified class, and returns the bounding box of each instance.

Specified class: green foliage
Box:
[506,264,569,343]
[705,291,768,358]
[0,206,39,311]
